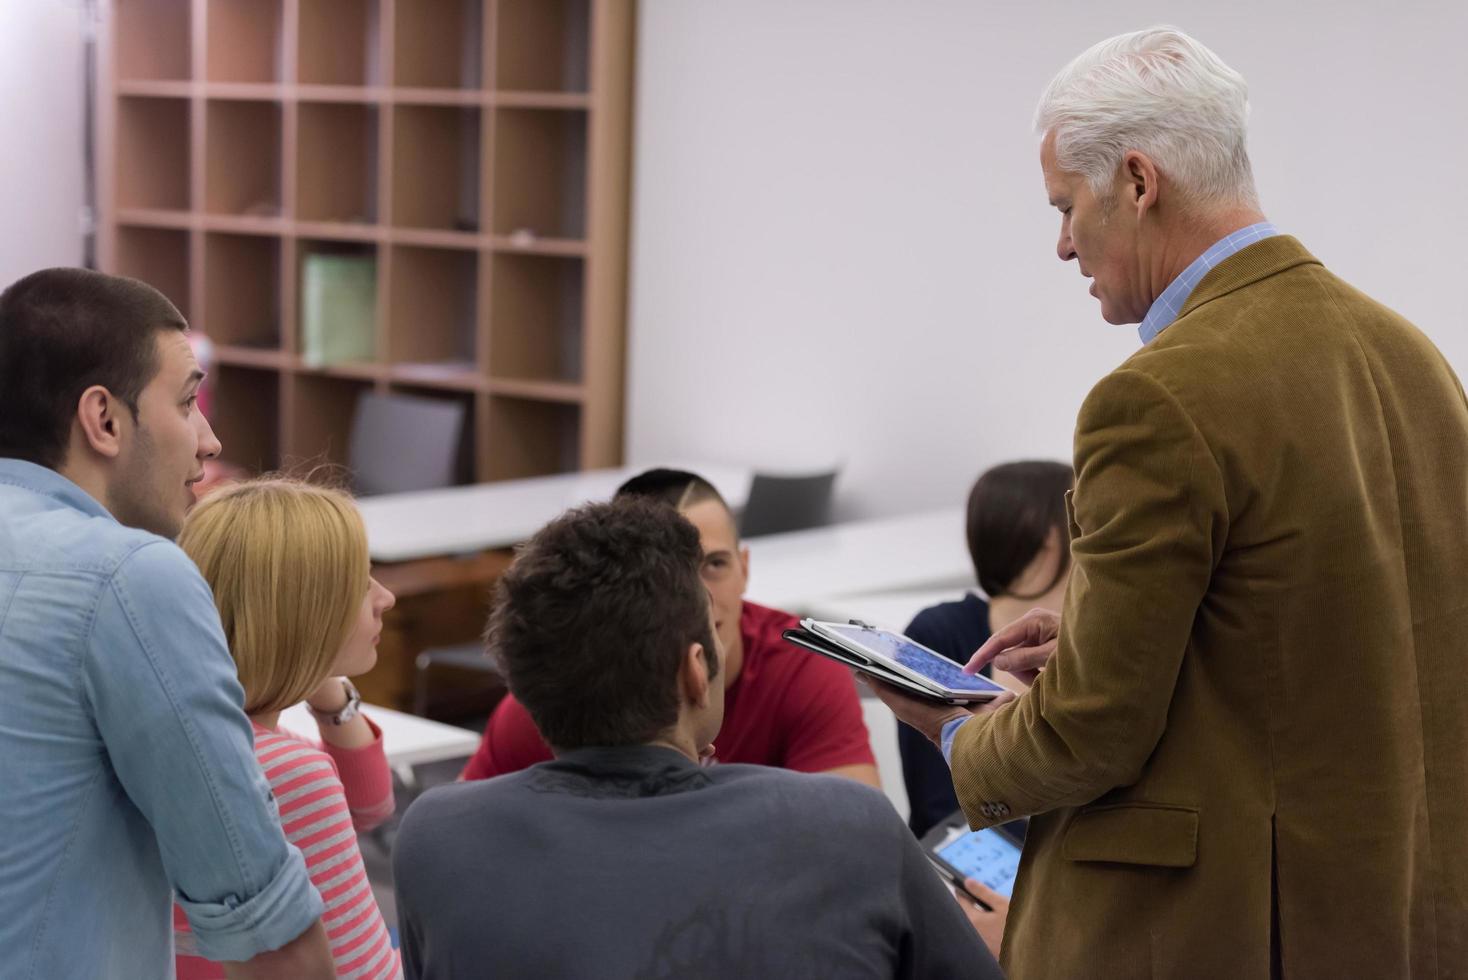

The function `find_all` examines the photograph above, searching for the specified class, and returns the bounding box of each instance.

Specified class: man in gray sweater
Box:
[392,498,1000,979]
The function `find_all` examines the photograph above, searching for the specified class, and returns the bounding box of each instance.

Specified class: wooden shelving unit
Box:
[98,0,635,485]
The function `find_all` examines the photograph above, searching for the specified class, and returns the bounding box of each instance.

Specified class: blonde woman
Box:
[171,478,401,980]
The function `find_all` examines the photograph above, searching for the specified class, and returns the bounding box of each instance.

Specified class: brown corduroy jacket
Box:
[951,236,1468,979]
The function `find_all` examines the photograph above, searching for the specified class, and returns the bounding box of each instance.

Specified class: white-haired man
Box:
[869,27,1468,978]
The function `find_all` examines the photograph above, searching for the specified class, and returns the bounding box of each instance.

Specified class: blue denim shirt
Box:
[0,459,322,977]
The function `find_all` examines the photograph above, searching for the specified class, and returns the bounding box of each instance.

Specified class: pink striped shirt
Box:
[174,717,401,979]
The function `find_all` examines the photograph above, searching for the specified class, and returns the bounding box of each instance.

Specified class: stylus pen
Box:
[928,859,994,911]
[957,881,994,912]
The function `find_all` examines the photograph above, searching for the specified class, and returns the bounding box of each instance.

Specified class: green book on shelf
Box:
[301,254,377,367]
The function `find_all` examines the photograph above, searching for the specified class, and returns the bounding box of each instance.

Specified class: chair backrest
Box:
[349,392,466,496]
[738,470,839,537]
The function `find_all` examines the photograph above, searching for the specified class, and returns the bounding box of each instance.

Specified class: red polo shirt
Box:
[460,601,876,779]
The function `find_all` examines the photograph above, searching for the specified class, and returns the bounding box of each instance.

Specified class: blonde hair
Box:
[179,478,369,715]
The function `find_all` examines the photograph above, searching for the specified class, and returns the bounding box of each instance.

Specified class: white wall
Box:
[627,0,1468,518]
[0,1,86,287]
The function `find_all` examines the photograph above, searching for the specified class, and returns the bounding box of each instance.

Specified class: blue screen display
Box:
[936,828,1022,897]
[823,625,1008,694]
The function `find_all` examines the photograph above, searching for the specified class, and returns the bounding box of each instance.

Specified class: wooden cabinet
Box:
[99,0,634,484]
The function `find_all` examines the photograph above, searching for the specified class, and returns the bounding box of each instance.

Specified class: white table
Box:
[805,586,974,632]
[278,702,481,784]
[744,508,974,614]
[358,462,752,562]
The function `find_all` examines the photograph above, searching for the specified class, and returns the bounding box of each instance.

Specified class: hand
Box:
[305,676,350,714]
[965,608,1061,687]
[953,878,1009,959]
[859,674,1015,749]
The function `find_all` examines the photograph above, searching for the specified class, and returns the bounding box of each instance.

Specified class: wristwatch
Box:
[307,678,362,726]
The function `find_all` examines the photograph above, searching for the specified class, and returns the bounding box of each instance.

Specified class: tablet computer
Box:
[921,810,1026,907]
[784,618,1008,704]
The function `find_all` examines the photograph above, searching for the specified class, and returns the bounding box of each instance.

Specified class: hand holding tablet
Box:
[783,619,1010,704]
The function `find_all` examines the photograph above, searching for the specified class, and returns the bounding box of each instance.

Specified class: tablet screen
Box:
[821,625,1007,695]
[935,828,1022,898]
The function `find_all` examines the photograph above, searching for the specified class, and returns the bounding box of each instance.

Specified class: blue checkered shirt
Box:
[1137,222,1279,344]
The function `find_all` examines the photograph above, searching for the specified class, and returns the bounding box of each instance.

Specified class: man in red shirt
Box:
[461,469,880,787]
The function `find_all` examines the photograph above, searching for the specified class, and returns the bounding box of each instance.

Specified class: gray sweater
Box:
[393,744,1002,979]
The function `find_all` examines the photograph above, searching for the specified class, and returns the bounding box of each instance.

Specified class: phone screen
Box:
[935,828,1022,898]
[821,625,1008,695]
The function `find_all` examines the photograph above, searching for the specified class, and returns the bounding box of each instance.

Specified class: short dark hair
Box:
[0,268,186,469]
[487,497,718,750]
[614,467,729,513]
[966,460,1074,599]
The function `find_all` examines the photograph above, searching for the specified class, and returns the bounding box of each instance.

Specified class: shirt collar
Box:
[1138,221,1279,344]
[0,458,115,521]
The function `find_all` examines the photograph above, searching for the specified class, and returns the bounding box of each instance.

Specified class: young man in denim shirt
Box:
[0,269,333,978]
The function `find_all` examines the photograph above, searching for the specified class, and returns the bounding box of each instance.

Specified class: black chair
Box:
[348,391,466,497]
[738,469,840,537]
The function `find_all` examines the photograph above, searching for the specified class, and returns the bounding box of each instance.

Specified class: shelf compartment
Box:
[488,253,583,384]
[117,80,194,98]
[484,395,581,481]
[387,245,479,368]
[116,97,190,211]
[116,208,192,229]
[298,0,381,86]
[296,102,379,223]
[285,372,373,473]
[494,0,590,93]
[206,0,284,83]
[298,240,379,369]
[490,107,586,239]
[390,105,481,231]
[393,0,483,89]
[115,0,192,81]
[212,345,294,370]
[210,365,281,473]
[204,100,282,216]
[203,232,281,348]
[112,226,190,321]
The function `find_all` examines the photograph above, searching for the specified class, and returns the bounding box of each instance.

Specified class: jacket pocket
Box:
[1062,802,1199,868]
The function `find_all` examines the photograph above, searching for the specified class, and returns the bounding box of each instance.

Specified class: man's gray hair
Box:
[1035,27,1259,210]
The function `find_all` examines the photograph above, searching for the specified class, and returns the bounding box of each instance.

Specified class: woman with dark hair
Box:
[898,460,1074,838]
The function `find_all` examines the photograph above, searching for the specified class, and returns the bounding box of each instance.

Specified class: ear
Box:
[74,385,127,460]
[679,641,713,710]
[1121,150,1161,220]
[738,544,751,586]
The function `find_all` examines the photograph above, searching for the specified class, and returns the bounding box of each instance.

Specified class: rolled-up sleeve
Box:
[83,541,322,962]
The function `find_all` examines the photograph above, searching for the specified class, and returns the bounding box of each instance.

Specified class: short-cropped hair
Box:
[178,478,369,715]
[1035,26,1259,210]
[966,461,1074,600]
[0,267,186,469]
[614,467,729,514]
[488,497,718,750]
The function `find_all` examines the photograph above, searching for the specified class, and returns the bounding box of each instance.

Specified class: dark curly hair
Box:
[487,497,718,750]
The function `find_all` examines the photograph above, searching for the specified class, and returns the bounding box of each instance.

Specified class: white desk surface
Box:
[804,586,974,632]
[358,462,752,562]
[744,507,973,614]
[278,702,481,770]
